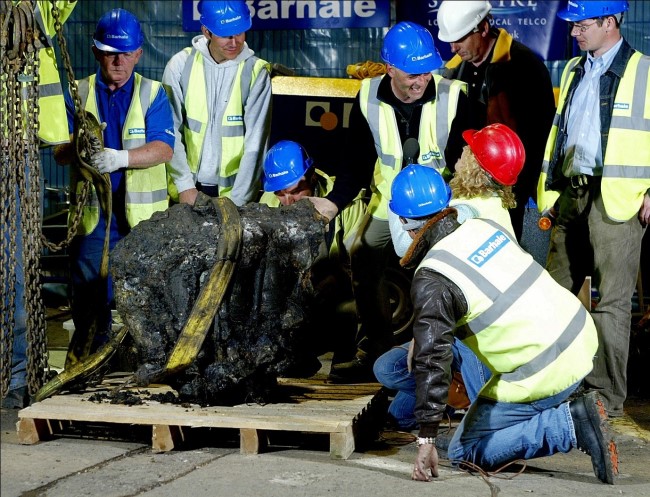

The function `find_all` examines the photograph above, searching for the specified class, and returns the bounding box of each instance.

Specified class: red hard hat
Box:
[462,124,525,186]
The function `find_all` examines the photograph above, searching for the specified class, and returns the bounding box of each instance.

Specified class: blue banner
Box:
[183,0,391,32]
[396,0,569,61]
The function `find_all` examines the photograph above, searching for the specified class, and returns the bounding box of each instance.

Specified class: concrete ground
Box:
[2,299,650,497]
[2,355,650,497]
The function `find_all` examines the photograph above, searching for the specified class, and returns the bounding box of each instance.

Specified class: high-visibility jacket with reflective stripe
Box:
[30,1,77,145]
[359,74,466,219]
[538,51,650,221]
[418,218,597,402]
[259,169,366,260]
[169,47,270,201]
[70,73,169,234]
[450,195,514,234]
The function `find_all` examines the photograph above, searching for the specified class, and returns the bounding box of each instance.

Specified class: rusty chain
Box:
[41,0,91,253]
[1,0,48,397]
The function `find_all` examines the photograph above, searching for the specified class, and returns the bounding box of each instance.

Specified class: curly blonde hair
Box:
[449,147,516,209]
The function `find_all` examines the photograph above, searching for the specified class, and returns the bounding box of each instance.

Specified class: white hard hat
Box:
[437,1,492,43]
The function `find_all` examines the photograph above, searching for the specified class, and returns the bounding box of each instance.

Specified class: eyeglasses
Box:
[569,20,599,34]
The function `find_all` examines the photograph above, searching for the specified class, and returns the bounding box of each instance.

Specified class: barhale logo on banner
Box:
[182,0,390,32]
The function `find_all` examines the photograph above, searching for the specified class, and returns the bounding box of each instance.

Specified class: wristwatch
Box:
[417,437,436,446]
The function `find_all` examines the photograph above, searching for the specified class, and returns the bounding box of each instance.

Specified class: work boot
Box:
[569,391,619,484]
[328,353,377,384]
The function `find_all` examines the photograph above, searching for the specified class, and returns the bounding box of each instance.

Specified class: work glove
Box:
[91,148,129,174]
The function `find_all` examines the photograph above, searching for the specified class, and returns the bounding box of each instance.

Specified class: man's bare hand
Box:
[179,188,199,206]
[412,443,439,481]
[306,197,338,222]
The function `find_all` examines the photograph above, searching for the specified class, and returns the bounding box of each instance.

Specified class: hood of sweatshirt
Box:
[191,34,255,68]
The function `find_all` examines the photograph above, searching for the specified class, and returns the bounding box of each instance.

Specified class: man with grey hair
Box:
[436,0,555,241]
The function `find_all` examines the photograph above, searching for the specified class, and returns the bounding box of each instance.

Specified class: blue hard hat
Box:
[263,141,314,192]
[381,22,442,74]
[389,165,451,219]
[93,9,144,53]
[558,1,628,21]
[199,1,252,37]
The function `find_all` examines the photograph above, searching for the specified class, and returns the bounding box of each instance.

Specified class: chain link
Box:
[1,0,48,396]
[41,0,91,252]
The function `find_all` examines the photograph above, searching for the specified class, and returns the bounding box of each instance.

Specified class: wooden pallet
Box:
[16,374,386,460]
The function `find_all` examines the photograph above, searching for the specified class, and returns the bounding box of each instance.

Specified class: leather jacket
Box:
[401,209,469,438]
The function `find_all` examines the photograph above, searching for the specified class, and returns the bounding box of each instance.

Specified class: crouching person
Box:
[388,165,618,484]
[260,140,366,372]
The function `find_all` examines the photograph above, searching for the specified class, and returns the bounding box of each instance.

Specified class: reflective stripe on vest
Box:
[418,218,597,402]
[30,1,75,145]
[601,52,650,220]
[173,48,270,200]
[360,74,466,219]
[70,74,168,234]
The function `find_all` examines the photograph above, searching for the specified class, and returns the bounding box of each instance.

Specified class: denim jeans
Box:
[4,197,27,391]
[447,381,581,468]
[547,180,645,416]
[373,343,416,429]
[373,339,492,430]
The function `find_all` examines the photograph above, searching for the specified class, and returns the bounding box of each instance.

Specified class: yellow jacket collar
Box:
[445,28,513,70]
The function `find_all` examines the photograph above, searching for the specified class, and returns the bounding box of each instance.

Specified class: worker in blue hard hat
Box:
[388,164,617,485]
[164,0,272,208]
[259,141,366,373]
[539,0,650,419]
[54,7,175,368]
[324,21,470,383]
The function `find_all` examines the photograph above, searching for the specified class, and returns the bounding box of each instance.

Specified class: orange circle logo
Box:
[320,112,338,131]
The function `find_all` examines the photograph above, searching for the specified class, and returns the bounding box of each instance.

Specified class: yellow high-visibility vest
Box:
[418,218,597,402]
[538,52,650,221]
[32,1,77,145]
[168,47,270,202]
[70,73,169,234]
[359,74,466,220]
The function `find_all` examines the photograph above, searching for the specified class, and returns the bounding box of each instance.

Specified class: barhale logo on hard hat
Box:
[269,170,289,178]
[106,34,129,39]
[411,52,433,62]
[222,15,242,24]
[417,200,433,208]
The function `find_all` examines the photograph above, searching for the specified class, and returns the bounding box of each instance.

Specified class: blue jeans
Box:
[447,382,581,468]
[373,339,492,430]
[3,196,27,392]
[373,343,416,429]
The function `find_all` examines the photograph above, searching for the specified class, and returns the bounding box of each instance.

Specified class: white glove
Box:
[91,148,129,174]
